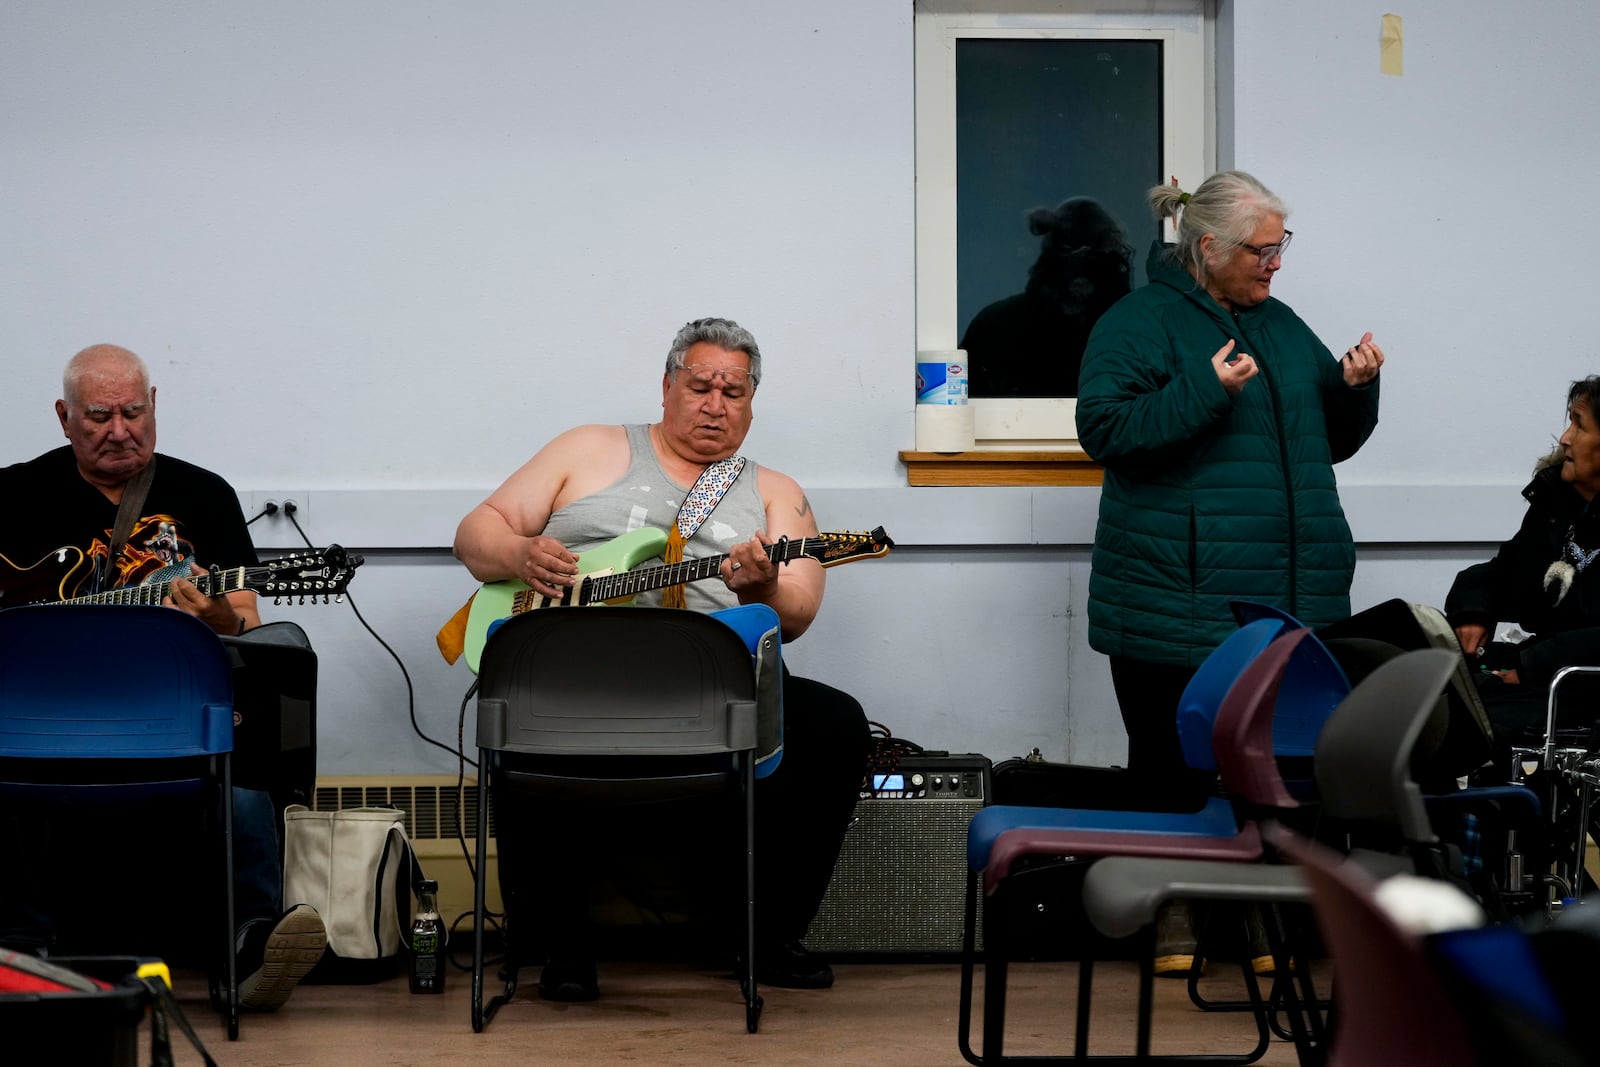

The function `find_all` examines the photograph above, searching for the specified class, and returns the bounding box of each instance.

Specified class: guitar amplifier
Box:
[805,753,990,956]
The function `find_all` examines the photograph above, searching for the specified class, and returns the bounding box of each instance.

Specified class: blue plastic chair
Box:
[1230,600,1352,758]
[0,604,239,1039]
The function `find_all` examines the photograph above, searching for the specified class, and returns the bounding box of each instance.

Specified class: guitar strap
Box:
[662,455,747,610]
[97,456,156,592]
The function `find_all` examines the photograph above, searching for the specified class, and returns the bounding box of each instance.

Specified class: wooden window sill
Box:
[898,450,1104,487]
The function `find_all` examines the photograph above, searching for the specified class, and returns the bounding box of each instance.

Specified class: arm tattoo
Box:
[794,494,813,519]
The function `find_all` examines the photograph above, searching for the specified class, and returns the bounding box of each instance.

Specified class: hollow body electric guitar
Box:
[0,544,364,610]
[461,526,894,673]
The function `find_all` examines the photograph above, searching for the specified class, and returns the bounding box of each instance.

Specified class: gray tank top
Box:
[540,423,765,612]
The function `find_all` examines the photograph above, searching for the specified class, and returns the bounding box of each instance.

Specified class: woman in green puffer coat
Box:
[1077,170,1384,794]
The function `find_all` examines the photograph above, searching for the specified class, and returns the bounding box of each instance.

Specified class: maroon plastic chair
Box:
[1269,827,1477,1067]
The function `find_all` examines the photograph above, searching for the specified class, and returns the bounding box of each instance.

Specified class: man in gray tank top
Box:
[455,317,869,1001]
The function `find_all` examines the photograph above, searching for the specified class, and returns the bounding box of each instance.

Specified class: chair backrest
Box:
[474,607,761,758]
[707,603,783,777]
[0,604,233,759]
[221,619,318,808]
[1230,600,1351,757]
[1313,648,1460,845]
[1271,826,1480,1067]
[1176,617,1286,770]
[1316,598,1494,776]
[1211,627,1308,809]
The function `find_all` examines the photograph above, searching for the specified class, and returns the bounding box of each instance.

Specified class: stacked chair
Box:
[1083,647,1596,1065]
[959,623,1340,1064]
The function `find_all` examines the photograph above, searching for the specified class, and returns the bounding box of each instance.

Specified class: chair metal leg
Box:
[1075,954,1095,1057]
[741,753,763,1034]
[980,883,1010,1063]
[472,752,490,1033]
[222,755,239,1041]
[957,871,983,1066]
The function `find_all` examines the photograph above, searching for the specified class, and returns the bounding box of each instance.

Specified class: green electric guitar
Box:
[460,526,894,673]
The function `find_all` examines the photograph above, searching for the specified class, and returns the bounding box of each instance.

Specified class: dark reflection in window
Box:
[955,39,1161,397]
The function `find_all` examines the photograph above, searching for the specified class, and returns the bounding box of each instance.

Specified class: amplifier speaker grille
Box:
[805,755,989,955]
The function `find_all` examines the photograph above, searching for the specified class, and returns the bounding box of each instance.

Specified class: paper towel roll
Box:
[916,404,975,452]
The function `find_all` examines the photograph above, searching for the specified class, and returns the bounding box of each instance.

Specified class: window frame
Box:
[914,1,1214,448]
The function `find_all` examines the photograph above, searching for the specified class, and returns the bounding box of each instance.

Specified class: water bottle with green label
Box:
[408,879,445,994]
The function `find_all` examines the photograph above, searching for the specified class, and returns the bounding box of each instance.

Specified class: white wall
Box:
[1,1,1587,775]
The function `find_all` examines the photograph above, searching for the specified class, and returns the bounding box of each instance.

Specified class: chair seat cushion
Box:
[978,817,1264,895]
[968,798,1241,871]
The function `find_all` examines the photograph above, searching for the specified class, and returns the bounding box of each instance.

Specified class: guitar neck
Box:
[578,538,808,605]
[62,568,246,608]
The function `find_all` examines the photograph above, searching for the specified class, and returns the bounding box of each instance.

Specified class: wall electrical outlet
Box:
[248,492,311,546]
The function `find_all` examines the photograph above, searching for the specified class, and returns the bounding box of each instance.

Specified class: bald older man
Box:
[0,343,326,1013]
[0,343,261,632]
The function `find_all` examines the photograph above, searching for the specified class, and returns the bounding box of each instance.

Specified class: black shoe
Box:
[754,941,834,990]
[538,958,599,1002]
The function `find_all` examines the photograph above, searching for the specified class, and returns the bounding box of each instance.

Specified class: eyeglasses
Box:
[1238,230,1293,267]
[676,362,753,398]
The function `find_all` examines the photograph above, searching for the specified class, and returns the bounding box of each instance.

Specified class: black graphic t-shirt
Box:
[0,446,259,605]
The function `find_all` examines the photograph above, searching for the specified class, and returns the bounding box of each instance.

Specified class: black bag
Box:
[220,620,318,820]
[992,750,1204,812]
[1317,599,1496,778]
[987,751,1169,961]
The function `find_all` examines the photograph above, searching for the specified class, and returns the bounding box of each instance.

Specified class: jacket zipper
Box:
[1234,310,1298,613]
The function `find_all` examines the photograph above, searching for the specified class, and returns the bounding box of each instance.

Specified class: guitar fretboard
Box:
[54,567,246,608]
[579,537,814,605]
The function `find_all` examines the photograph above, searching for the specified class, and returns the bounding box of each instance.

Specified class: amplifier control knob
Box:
[932,776,944,790]
[910,773,925,788]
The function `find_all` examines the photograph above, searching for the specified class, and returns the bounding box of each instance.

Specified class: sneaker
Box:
[538,958,599,1002]
[1152,901,1198,980]
[237,904,327,1012]
[753,941,834,990]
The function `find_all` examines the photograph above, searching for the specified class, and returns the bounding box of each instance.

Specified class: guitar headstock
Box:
[255,544,365,603]
[802,527,895,568]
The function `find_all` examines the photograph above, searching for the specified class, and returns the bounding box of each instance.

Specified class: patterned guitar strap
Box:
[661,455,747,609]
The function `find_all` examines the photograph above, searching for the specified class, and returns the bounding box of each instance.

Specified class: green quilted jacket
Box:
[1076,245,1380,666]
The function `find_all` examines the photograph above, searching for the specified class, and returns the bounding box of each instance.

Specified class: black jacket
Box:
[1446,455,1600,687]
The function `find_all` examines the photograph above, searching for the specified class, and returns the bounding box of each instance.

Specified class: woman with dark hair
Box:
[1448,376,1600,750]
[961,196,1134,396]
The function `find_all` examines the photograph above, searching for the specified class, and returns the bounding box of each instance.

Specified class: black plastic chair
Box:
[469,606,776,1034]
[0,604,240,1039]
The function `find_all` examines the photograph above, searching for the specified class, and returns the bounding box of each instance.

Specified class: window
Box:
[915,1,1212,447]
